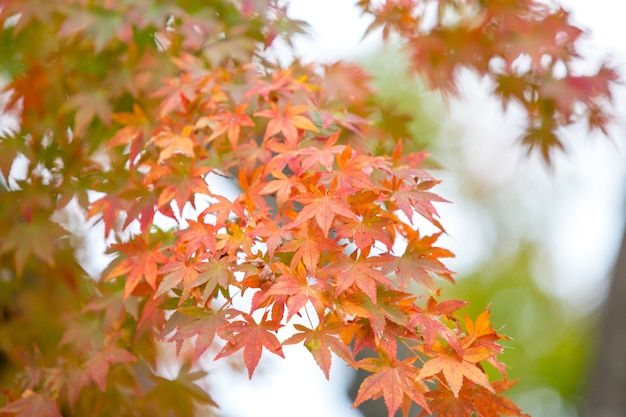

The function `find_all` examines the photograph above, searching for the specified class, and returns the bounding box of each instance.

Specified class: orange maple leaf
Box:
[418,379,529,417]
[289,180,359,237]
[254,101,318,146]
[383,232,455,291]
[207,103,255,148]
[322,250,392,302]
[259,170,306,208]
[283,318,354,379]
[354,355,430,417]
[104,238,168,299]
[419,341,494,398]
[148,125,196,162]
[265,262,325,321]
[278,225,339,272]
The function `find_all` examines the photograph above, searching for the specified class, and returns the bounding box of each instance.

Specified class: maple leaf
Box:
[296,130,344,173]
[207,103,255,148]
[289,180,359,237]
[0,391,63,417]
[0,219,63,275]
[418,379,529,417]
[278,224,339,272]
[322,62,372,103]
[57,7,124,52]
[156,251,233,303]
[283,320,355,379]
[148,125,196,162]
[103,237,169,299]
[190,255,235,303]
[247,218,293,258]
[381,176,448,229]
[155,253,201,297]
[340,289,413,358]
[255,101,318,146]
[149,161,212,211]
[150,73,201,117]
[335,210,394,251]
[331,144,379,191]
[353,355,430,417]
[137,293,165,339]
[108,103,150,164]
[417,383,475,417]
[163,307,231,361]
[265,262,325,321]
[218,222,255,257]
[259,169,306,208]
[174,220,218,257]
[85,347,136,391]
[200,194,246,226]
[461,305,510,377]
[383,232,455,291]
[472,379,530,417]
[409,296,466,356]
[81,291,124,330]
[419,341,494,398]
[247,68,310,101]
[215,311,284,378]
[322,250,392,302]
[63,90,112,137]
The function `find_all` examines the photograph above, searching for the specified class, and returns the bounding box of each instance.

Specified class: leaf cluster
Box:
[0,0,616,416]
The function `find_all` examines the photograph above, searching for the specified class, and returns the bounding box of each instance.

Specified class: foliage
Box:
[0,1,617,416]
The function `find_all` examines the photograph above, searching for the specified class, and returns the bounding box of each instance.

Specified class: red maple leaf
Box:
[254,101,318,146]
[381,176,448,229]
[247,218,293,258]
[278,224,339,272]
[289,180,359,237]
[383,232,454,291]
[409,296,466,355]
[156,251,233,302]
[207,103,255,148]
[215,311,284,378]
[283,319,354,379]
[322,250,392,302]
[163,307,231,361]
[353,355,430,417]
[332,144,380,191]
[335,210,394,251]
[265,262,326,320]
[296,130,343,173]
[175,220,218,257]
[418,383,475,417]
[104,237,169,299]
[149,161,211,211]
[259,169,306,208]
[200,194,246,226]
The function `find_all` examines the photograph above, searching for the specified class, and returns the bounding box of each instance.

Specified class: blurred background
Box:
[209,1,626,417]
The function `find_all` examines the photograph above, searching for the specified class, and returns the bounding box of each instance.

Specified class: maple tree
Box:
[0,1,617,416]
